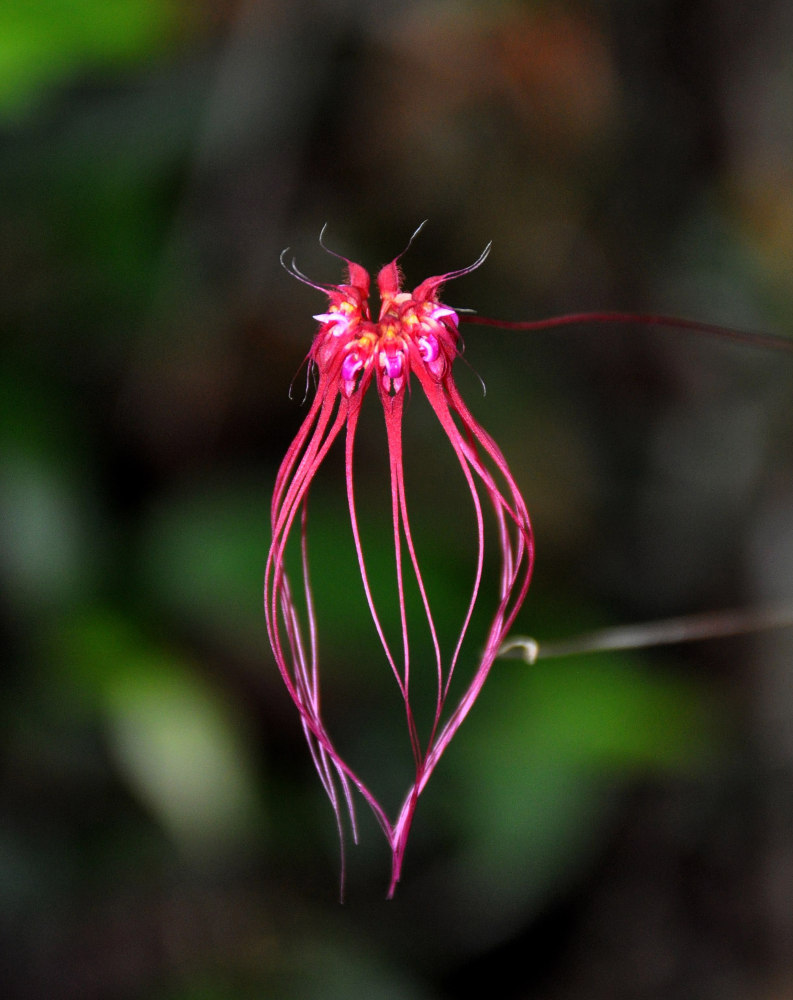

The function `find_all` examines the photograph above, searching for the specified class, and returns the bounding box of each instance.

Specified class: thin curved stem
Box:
[463,311,793,355]
[498,603,793,664]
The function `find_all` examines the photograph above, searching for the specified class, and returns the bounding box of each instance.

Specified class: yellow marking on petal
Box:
[379,320,399,339]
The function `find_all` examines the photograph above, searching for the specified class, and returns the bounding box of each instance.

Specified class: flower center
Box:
[310,268,461,397]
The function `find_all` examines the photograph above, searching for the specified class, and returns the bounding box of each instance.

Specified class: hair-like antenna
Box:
[317,223,352,265]
[456,341,488,397]
[288,356,315,405]
[395,219,428,262]
[279,247,329,293]
[319,221,430,269]
[443,241,492,283]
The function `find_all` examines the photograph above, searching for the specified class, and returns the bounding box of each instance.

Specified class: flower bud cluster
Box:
[310,263,460,398]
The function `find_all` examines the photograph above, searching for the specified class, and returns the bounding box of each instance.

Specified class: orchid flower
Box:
[264,231,534,896]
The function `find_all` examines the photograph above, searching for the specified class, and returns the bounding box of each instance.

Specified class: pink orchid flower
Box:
[264,233,534,896]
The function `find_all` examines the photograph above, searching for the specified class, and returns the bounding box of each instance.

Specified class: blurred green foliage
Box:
[451,647,720,924]
[0,0,183,120]
[56,608,263,855]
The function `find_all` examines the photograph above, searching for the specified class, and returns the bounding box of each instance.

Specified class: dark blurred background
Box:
[2,1,793,997]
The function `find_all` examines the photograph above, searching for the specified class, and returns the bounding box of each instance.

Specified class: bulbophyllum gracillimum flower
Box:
[264,232,534,897]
